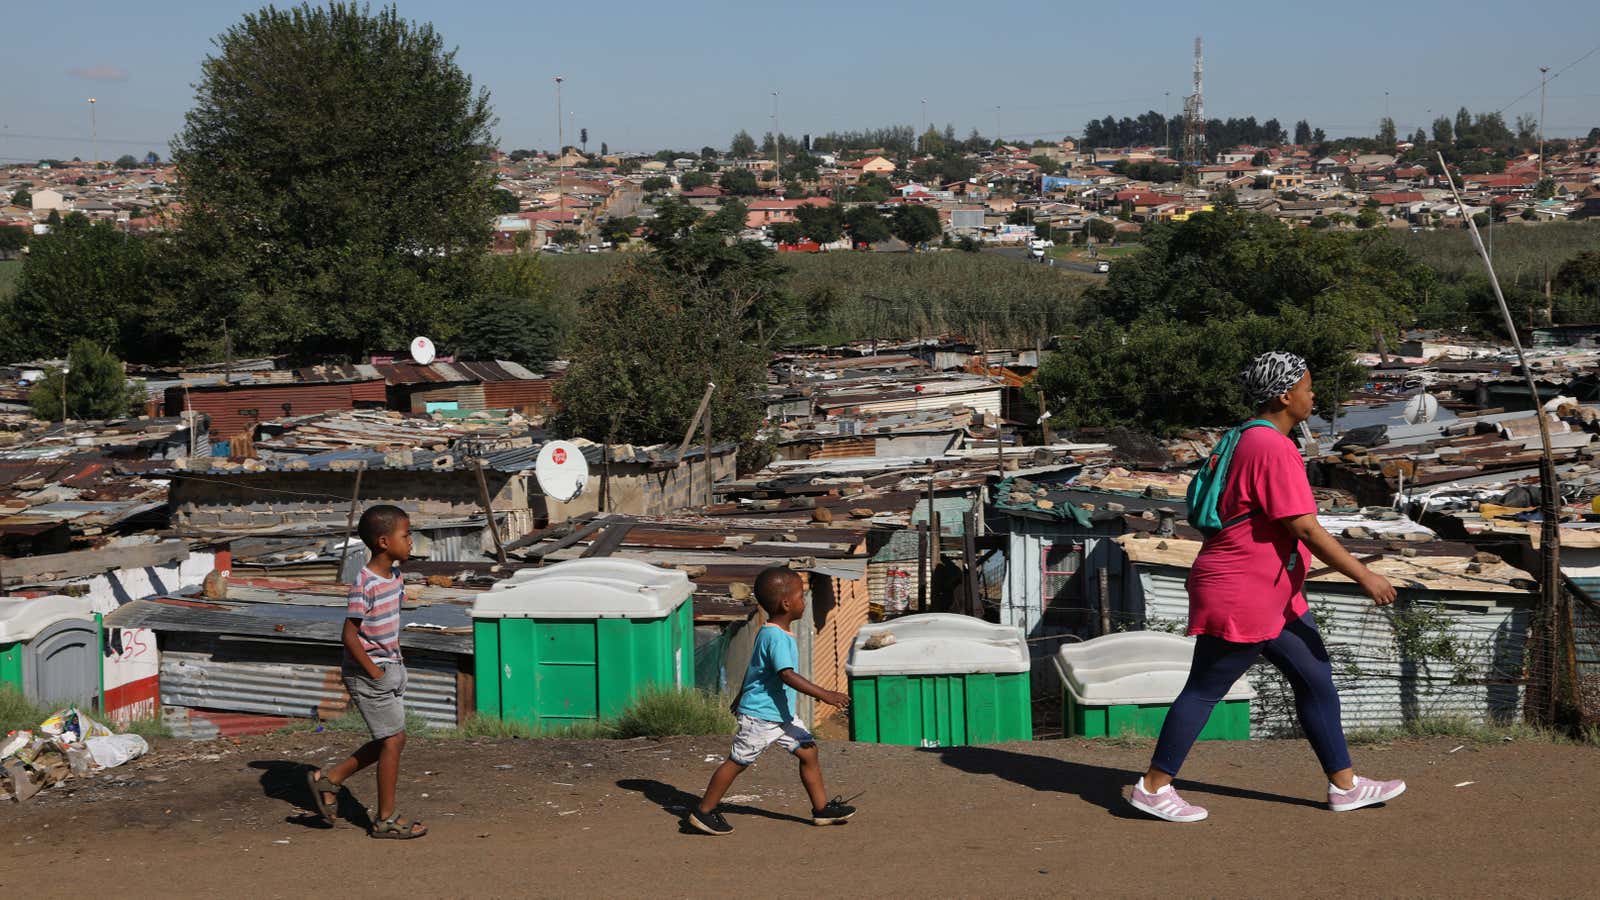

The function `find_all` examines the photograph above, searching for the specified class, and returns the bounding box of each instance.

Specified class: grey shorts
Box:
[729,714,814,765]
[343,663,407,740]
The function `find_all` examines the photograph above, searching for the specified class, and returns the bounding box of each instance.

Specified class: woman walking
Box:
[1129,351,1407,823]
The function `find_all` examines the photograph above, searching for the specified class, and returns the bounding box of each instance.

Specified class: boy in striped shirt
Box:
[306,505,427,839]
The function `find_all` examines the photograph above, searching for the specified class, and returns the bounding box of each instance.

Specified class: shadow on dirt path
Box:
[617,778,813,833]
[935,746,1324,818]
[250,760,373,830]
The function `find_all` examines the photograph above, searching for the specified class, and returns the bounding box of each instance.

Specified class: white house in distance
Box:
[31,189,65,212]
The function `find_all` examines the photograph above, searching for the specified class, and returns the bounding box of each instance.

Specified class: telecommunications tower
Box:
[1182,36,1205,184]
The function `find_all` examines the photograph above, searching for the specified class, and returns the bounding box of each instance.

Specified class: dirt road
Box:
[4,731,1594,897]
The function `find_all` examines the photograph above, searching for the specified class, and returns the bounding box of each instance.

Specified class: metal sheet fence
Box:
[159,638,462,729]
[1139,566,1530,735]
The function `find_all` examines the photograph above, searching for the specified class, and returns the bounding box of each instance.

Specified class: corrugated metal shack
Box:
[1118,533,1535,735]
[107,577,478,731]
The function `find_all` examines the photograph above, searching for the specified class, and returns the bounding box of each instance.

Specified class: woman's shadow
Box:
[616,778,813,834]
[249,760,374,830]
[935,745,1324,819]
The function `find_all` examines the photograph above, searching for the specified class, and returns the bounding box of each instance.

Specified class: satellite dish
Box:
[535,440,590,503]
[410,336,437,366]
[1403,392,1439,425]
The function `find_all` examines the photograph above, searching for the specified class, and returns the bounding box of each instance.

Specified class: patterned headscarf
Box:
[1240,351,1308,407]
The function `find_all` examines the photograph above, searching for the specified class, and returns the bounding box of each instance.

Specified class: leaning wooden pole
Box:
[1438,153,1564,724]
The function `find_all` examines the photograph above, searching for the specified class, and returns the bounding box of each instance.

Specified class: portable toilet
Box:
[846,613,1032,747]
[470,559,694,732]
[1053,631,1255,741]
[0,595,102,706]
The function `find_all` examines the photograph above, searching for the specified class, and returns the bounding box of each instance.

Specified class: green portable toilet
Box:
[1054,631,1255,741]
[0,595,102,706]
[847,613,1032,747]
[470,558,694,732]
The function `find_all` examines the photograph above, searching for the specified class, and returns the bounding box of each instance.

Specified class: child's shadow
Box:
[617,779,812,833]
[249,761,374,830]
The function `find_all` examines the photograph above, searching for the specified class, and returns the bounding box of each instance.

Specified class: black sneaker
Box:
[686,807,734,836]
[811,797,856,826]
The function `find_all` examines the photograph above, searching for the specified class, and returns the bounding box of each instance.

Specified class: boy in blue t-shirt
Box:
[687,567,856,836]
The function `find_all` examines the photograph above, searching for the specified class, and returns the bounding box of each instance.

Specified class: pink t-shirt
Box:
[1185,425,1317,643]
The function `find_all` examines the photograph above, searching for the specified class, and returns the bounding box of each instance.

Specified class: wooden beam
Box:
[335,467,364,584]
[519,516,611,562]
[580,522,634,559]
[1,540,190,587]
[472,458,508,565]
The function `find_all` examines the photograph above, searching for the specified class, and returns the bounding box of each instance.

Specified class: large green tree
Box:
[168,3,496,361]
[552,197,780,449]
[1041,208,1433,434]
[719,168,759,196]
[794,203,844,248]
[8,215,163,359]
[843,205,891,245]
[889,204,942,249]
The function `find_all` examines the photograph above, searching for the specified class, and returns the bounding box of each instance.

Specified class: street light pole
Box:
[1538,66,1550,183]
[1164,91,1170,154]
[554,76,565,231]
[772,90,781,190]
[87,98,97,168]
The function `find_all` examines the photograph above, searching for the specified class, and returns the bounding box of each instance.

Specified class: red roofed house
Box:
[1370,191,1424,206]
[745,196,833,229]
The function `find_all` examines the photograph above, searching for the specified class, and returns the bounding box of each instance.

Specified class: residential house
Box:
[745,196,833,230]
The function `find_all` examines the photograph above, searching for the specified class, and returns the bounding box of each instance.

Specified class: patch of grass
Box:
[612,687,735,738]
[1345,716,1569,746]
[0,686,46,733]
[276,710,434,737]
[0,686,170,738]
[0,259,20,299]
[437,689,734,741]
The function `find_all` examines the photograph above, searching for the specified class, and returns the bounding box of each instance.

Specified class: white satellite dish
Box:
[535,440,590,503]
[1402,392,1439,425]
[410,336,437,366]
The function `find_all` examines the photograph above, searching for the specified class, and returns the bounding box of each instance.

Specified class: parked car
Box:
[586,244,600,253]
[1095,260,1110,273]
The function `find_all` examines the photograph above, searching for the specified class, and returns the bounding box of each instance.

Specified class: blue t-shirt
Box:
[736,624,799,722]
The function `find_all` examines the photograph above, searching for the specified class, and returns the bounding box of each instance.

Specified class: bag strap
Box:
[1214,419,1281,532]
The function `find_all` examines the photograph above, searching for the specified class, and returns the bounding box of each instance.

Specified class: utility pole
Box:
[555,76,565,230]
[1164,91,1171,154]
[87,98,97,168]
[1538,65,1550,183]
[772,90,781,188]
[921,97,927,147]
[994,105,1001,144]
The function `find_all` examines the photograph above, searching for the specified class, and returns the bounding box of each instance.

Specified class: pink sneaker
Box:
[1129,780,1209,822]
[1328,776,1406,812]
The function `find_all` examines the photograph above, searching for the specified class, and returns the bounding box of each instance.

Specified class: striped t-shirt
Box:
[344,565,404,671]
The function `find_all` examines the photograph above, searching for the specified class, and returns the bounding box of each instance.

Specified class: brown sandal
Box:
[305,770,339,822]
[370,813,427,840]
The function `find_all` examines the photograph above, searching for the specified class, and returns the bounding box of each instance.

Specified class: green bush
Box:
[27,340,144,422]
[445,689,733,740]
[612,687,735,738]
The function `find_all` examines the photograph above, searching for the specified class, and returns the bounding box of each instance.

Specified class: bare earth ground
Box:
[2,730,1595,898]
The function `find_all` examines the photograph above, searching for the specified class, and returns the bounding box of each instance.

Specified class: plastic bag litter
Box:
[1,730,32,761]
[39,707,112,744]
[85,734,148,770]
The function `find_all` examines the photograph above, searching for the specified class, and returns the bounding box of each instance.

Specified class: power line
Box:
[1495,43,1600,115]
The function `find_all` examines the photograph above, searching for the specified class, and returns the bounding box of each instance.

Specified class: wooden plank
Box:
[2,540,190,586]
[472,459,509,565]
[581,523,634,559]
[502,511,596,553]
[519,516,611,562]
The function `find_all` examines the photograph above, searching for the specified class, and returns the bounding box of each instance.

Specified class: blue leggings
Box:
[1151,612,1352,777]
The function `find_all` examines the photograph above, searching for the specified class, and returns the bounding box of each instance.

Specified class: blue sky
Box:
[2,1,1597,163]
